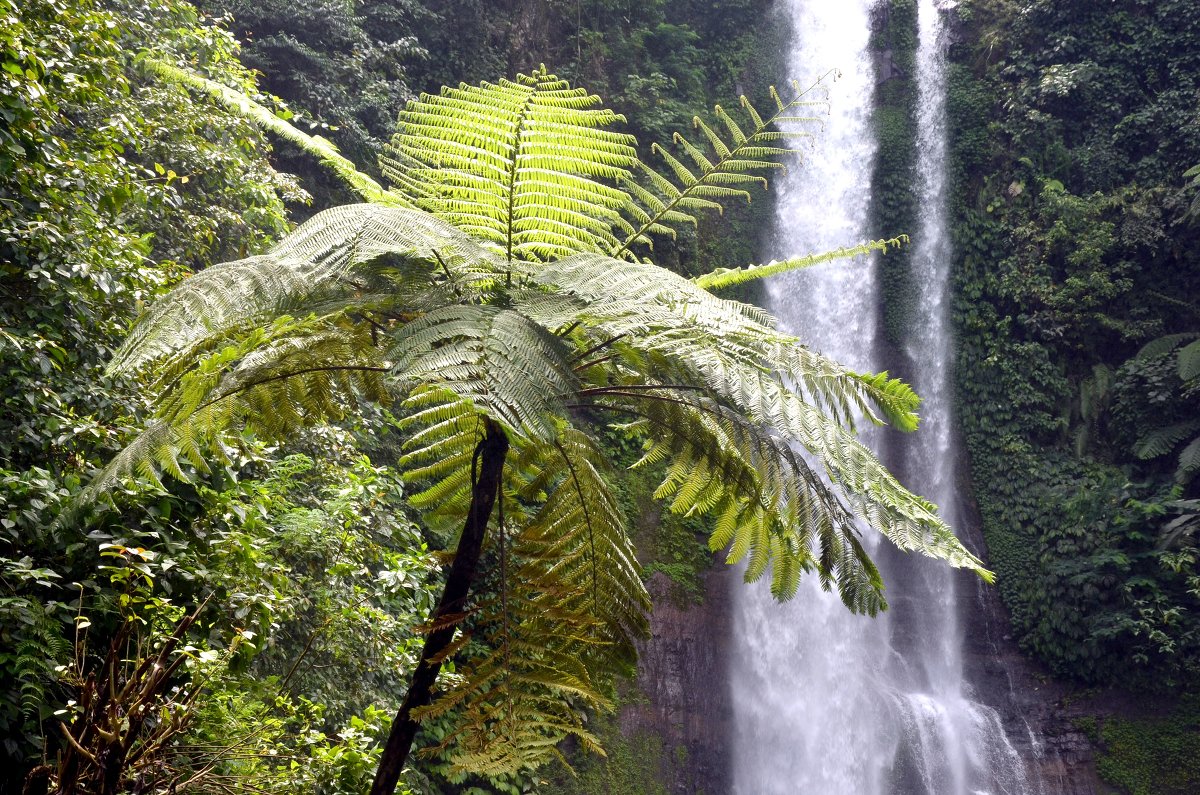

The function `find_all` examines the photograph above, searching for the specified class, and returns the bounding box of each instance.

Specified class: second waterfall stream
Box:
[729,2,1039,793]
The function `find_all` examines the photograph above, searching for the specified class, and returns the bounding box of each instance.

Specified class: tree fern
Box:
[96,63,994,788]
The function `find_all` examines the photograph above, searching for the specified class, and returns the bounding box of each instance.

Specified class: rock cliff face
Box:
[958,571,1106,794]
[619,568,736,794]
[956,482,1107,795]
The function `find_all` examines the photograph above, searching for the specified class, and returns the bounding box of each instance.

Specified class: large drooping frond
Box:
[534,252,923,432]
[394,386,649,774]
[110,203,505,376]
[617,393,882,609]
[382,67,639,262]
[518,252,988,609]
[409,424,650,775]
[84,315,387,500]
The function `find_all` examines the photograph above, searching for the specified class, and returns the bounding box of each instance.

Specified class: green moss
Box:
[868,0,920,348]
[1093,700,1200,795]
[539,707,670,795]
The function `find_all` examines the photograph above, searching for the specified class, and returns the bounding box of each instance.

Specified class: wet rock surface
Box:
[956,489,1107,795]
[620,568,735,794]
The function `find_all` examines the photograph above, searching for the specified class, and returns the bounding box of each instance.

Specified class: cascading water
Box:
[729,2,1040,793]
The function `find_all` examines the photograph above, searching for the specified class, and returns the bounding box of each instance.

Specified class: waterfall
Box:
[729,2,1039,793]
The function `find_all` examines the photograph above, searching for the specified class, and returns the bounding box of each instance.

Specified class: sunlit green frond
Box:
[610,393,889,613]
[614,75,832,257]
[693,236,909,291]
[382,67,639,262]
[634,387,983,606]
[82,316,386,506]
[533,252,920,431]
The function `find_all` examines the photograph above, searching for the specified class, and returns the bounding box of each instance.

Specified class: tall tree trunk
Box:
[369,419,509,795]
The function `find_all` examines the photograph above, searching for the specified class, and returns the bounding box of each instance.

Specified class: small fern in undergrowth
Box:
[1131,332,1200,486]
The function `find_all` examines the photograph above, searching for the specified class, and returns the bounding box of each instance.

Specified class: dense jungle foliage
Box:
[947,0,1200,690]
[5,0,1200,793]
[941,2,1200,786]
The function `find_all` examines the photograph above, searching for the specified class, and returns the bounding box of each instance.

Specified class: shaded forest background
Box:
[2,0,1198,792]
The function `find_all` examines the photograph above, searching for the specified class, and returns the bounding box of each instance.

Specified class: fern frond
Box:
[613,75,830,257]
[1178,437,1200,483]
[534,253,920,431]
[141,58,400,206]
[611,394,890,613]
[693,236,909,291]
[1135,419,1200,460]
[1178,339,1200,382]
[83,317,388,504]
[388,306,578,440]
[383,68,639,262]
[111,204,502,375]
[1135,332,1200,361]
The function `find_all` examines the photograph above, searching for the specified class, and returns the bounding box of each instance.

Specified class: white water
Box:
[729,2,1038,793]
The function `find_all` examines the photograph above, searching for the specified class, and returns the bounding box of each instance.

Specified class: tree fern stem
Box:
[571,333,627,363]
[370,418,509,795]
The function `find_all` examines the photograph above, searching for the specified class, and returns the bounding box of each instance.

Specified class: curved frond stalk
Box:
[693,236,908,291]
[613,71,837,258]
[382,67,639,262]
[141,58,403,207]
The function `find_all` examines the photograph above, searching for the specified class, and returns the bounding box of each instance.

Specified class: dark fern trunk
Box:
[369,419,509,795]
